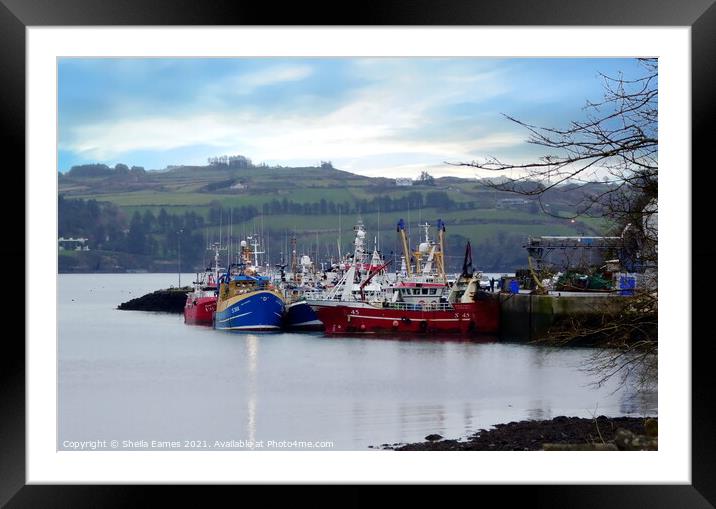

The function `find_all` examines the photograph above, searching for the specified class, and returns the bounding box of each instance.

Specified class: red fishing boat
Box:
[310,228,500,335]
[183,278,218,325]
[313,272,500,335]
[184,243,222,326]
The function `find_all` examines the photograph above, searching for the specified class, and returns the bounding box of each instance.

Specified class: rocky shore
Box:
[381,416,657,451]
[117,287,192,313]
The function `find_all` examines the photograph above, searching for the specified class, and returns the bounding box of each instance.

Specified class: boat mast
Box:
[414,222,431,274]
[396,219,413,277]
[353,220,367,271]
[213,242,221,281]
[338,206,342,261]
[290,234,297,277]
[437,219,446,279]
[249,236,263,267]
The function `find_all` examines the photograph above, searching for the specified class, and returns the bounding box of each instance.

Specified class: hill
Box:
[58,162,613,273]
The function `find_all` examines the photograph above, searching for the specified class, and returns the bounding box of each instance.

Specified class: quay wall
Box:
[498,292,631,341]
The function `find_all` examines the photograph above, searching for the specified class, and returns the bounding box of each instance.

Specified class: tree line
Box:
[214,190,491,220]
[58,191,523,270]
[59,196,207,268]
[62,163,146,178]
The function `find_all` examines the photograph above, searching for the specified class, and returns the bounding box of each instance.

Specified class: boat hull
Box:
[214,290,285,331]
[284,301,323,330]
[184,295,217,325]
[314,298,500,335]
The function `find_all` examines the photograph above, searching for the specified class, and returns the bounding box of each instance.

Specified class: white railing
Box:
[380,301,454,312]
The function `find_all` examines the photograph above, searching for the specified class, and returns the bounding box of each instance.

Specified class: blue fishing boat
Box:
[279,249,329,331]
[284,298,323,330]
[214,237,285,331]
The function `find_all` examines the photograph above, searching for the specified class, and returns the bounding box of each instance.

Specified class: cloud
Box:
[60,101,526,170]
[209,64,314,96]
[60,58,635,175]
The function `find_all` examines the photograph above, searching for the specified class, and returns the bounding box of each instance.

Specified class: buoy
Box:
[392,320,399,327]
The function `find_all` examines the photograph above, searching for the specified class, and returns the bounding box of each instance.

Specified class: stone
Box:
[543,443,618,451]
[614,428,658,451]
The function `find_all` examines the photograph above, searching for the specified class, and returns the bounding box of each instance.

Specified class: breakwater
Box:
[117,287,191,313]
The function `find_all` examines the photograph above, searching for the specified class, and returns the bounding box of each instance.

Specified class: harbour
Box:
[59,272,656,451]
[53,56,662,458]
[116,218,649,343]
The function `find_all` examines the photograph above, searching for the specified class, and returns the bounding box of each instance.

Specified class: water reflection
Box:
[246,334,259,448]
[619,383,658,415]
[526,403,551,421]
[58,274,659,451]
[398,403,446,442]
[324,333,499,344]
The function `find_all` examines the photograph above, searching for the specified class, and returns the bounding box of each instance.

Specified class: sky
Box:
[58,57,648,179]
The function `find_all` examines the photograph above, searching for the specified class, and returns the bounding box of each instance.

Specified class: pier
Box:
[499,291,632,341]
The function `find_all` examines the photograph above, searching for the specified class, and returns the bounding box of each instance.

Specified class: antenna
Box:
[228,206,232,268]
[203,228,209,268]
[219,209,225,266]
[338,205,342,260]
[290,234,297,275]
[377,201,381,252]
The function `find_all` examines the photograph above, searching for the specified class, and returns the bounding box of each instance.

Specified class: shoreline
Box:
[380,415,658,451]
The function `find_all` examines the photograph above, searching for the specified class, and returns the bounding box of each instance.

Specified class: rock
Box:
[425,434,443,442]
[614,429,634,449]
[543,443,619,451]
[388,416,658,451]
[117,287,192,313]
[644,418,658,437]
[614,428,658,450]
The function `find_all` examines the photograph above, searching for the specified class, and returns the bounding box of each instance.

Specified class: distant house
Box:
[230,182,247,190]
[496,198,531,209]
[58,237,89,251]
[395,178,413,186]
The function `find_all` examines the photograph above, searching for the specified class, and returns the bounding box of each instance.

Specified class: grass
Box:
[66,166,613,248]
[74,191,215,206]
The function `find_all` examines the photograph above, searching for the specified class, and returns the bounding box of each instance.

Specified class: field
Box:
[59,163,614,272]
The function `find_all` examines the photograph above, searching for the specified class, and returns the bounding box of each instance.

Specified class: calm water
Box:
[58,273,657,451]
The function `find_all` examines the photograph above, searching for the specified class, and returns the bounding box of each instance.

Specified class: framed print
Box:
[3,0,714,504]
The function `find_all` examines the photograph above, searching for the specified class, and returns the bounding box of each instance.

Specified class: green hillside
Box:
[58,162,613,273]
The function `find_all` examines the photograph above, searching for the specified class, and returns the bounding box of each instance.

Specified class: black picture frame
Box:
[4,0,713,504]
